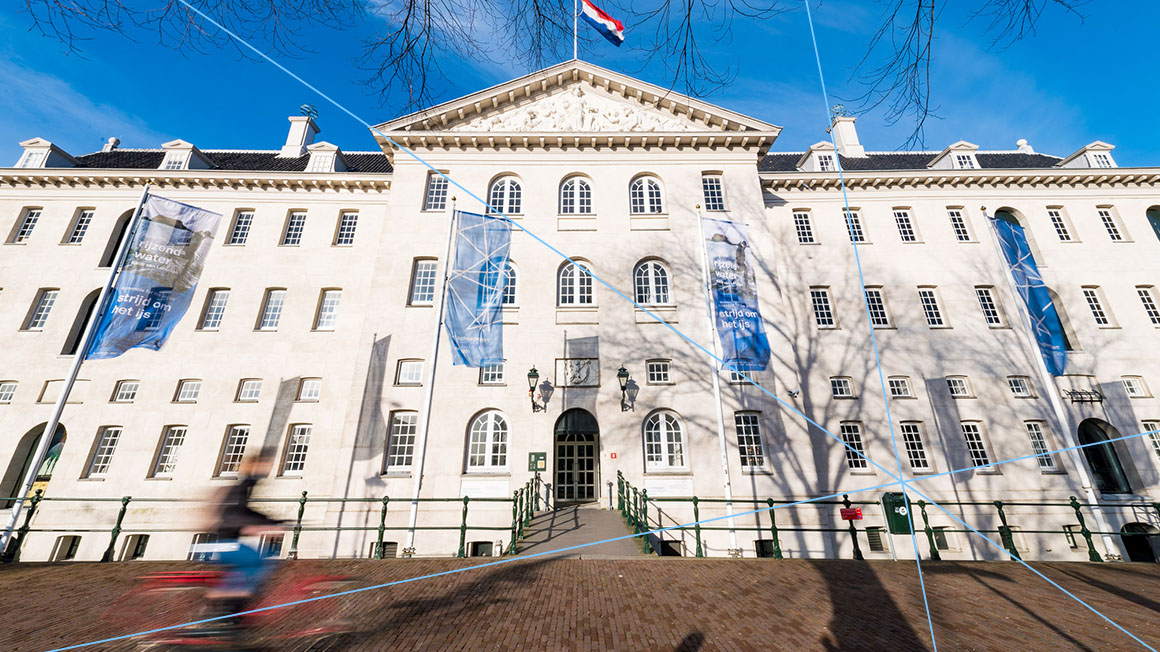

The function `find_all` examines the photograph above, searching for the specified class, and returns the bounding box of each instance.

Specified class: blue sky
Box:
[2,1,1157,165]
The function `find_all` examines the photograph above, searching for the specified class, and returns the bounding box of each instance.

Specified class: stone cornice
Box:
[0,169,391,192]
[761,167,1160,192]
[387,131,777,155]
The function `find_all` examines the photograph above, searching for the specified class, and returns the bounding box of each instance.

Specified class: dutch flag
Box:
[580,0,625,47]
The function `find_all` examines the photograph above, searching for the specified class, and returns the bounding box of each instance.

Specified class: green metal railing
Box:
[616,471,1158,562]
[1,481,552,562]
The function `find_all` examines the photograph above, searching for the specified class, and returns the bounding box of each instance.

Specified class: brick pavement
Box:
[2,558,1159,651]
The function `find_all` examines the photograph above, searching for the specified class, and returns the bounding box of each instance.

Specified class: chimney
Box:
[1016,138,1035,154]
[279,115,320,158]
[102,137,120,152]
[828,116,866,158]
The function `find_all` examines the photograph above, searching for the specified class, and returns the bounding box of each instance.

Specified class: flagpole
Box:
[0,184,151,556]
[405,200,459,552]
[981,206,1120,560]
[695,207,738,552]
[573,0,579,60]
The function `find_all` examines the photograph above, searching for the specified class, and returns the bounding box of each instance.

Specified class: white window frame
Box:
[308,152,335,173]
[466,411,509,471]
[1007,376,1034,398]
[333,212,358,246]
[199,289,229,330]
[643,410,686,471]
[257,289,286,330]
[1122,376,1150,398]
[864,287,891,328]
[87,426,122,478]
[409,259,439,306]
[830,377,855,398]
[226,211,254,246]
[810,287,836,328]
[559,176,593,215]
[1046,208,1074,242]
[947,208,972,242]
[281,424,312,476]
[488,176,523,215]
[629,176,664,214]
[1024,421,1056,471]
[961,422,992,467]
[236,379,262,402]
[701,175,726,212]
[1137,286,1160,326]
[1142,421,1160,462]
[1089,152,1114,169]
[839,422,869,470]
[396,359,424,386]
[633,260,671,306]
[25,288,58,330]
[954,153,977,170]
[646,360,672,384]
[946,376,972,398]
[735,412,766,470]
[843,209,866,243]
[900,422,931,471]
[816,153,836,172]
[1097,208,1125,242]
[384,411,418,472]
[314,289,341,330]
[1082,286,1113,327]
[888,376,912,399]
[558,261,594,306]
[893,209,918,242]
[66,209,94,244]
[974,286,1005,327]
[17,150,46,168]
[423,172,449,211]
[479,362,505,385]
[793,210,816,244]
[112,380,139,403]
[918,287,947,327]
[0,381,15,403]
[174,379,201,403]
[297,378,322,401]
[501,263,518,306]
[280,211,307,246]
[152,426,188,478]
[217,425,250,477]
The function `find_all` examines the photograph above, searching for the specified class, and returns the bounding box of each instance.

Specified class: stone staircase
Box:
[516,503,647,559]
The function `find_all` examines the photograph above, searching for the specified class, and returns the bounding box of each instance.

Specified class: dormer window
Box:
[954,154,977,170]
[817,154,836,172]
[308,153,335,173]
[1089,152,1114,168]
[161,151,188,170]
[18,151,46,168]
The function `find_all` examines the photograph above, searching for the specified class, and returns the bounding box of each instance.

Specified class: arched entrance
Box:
[1077,419,1132,495]
[1,423,66,507]
[1120,523,1159,562]
[554,409,598,503]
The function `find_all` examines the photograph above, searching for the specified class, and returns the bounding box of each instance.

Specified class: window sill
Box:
[1040,469,1068,475]
[278,474,305,479]
[79,477,105,482]
[479,383,507,387]
[146,477,174,481]
[195,328,220,333]
[381,472,412,478]
[462,471,510,477]
[742,468,773,476]
[643,471,692,477]
[58,243,81,247]
[797,241,822,246]
[296,399,320,403]
[1096,325,1122,330]
[311,329,336,333]
[394,383,422,388]
[406,304,434,309]
[927,325,954,330]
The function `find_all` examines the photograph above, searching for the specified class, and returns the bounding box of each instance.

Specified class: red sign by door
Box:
[840,507,863,521]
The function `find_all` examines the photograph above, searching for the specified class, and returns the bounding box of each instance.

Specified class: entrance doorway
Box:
[554,409,599,503]
[1120,523,1159,562]
[1077,419,1132,495]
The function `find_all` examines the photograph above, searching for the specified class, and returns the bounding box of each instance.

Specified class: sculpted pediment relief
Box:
[446,85,696,133]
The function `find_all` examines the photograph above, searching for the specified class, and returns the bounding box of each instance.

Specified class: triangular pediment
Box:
[372,60,780,157]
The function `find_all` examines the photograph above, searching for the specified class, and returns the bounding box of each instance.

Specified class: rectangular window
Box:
[112,381,139,403]
[728,369,747,384]
[918,288,945,327]
[839,422,868,470]
[1047,209,1073,241]
[647,360,671,384]
[1098,209,1123,241]
[25,289,58,330]
[138,288,171,332]
[974,286,1004,326]
[0,381,15,403]
[152,426,188,477]
[793,211,815,244]
[236,379,262,402]
[810,288,835,327]
[226,211,254,245]
[1008,376,1033,397]
[385,412,418,471]
[946,376,971,398]
[87,426,122,477]
[1122,376,1149,398]
[334,212,358,246]
[258,289,286,330]
[1143,421,1160,461]
[1082,287,1110,326]
[947,209,971,241]
[961,422,991,466]
[188,533,220,561]
[162,152,186,170]
[52,535,83,561]
[954,154,977,169]
[123,534,150,560]
[1137,287,1160,325]
[900,422,931,471]
[297,378,322,401]
[1064,524,1086,550]
[199,290,229,330]
[893,210,917,242]
[423,172,449,211]
[308,153,334,173]
[817,154,836,172]
[734,413,765,469]
[66,209,94,244]
[830,377,854,398]
[888,377,912,398]
[217,426,250,476]
[314,289,341,330]
[175,380,201,403]
[13,208,41,242]
[1025,421,1056,470]
[18,151,46,168]
[281,211,306,246]
[1090,153,1113,168]
[409,260,438,305]
[932,528,954,551]
[864,288,891,327]
[281,425,311,476]
[844,209,866,243]
[259,533,284,558]
[701,175,725,211]
[396,360,423,385]
[479,362,505,385]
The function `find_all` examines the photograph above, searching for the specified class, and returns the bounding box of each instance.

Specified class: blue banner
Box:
[991,217,1067,375]
[445,211,511,367]
[87,194,221,359]
[703,217,771,372]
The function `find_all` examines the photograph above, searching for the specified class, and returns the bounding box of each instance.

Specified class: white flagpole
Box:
[405,200,460,552]
[695,207,738,551]
[573,0,579,60]
[0,184,151,555]
[981,206,1120,560]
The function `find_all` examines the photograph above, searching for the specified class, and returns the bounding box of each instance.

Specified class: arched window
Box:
[559,177,592,214]
[1078,419,1132,495]
[1046,287,1080,352]
[633,260,671,305]
[558,261,594,306]
[1146,206,1160,243]
[62,289,102,355]
[488,176,522,215]
[630,176,664,214]
[643,411,685,470]
[501,263,517,306]
[467,410,508,470]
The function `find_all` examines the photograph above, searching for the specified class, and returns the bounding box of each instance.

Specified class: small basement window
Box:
[120,534,150,560]
[50,535,81,561]
[469,541,495,557]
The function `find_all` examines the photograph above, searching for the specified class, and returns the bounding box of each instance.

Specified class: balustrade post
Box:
[526,480,534,526]
[917,500,940,561]
[631,487,640,532]
[1070,496,1102,562]
[288,491,307,560]
[843,495,863,561]
[374,496,390,559]
[766,499,782,559]
[101,496,132,562]
[692,496,704,558]
[617,472,625,515]
[457,496,470,558]
[994,500,1021,560]
[4,489,42,563]
[509,492,519,555]
[640,490,652,554]
[535,473,542,511]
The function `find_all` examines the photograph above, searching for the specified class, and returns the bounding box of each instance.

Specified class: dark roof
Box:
[759,151,1061,173]
[71,149,392,174]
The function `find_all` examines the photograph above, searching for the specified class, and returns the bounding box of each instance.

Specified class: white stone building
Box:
[2,60,1159,563]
